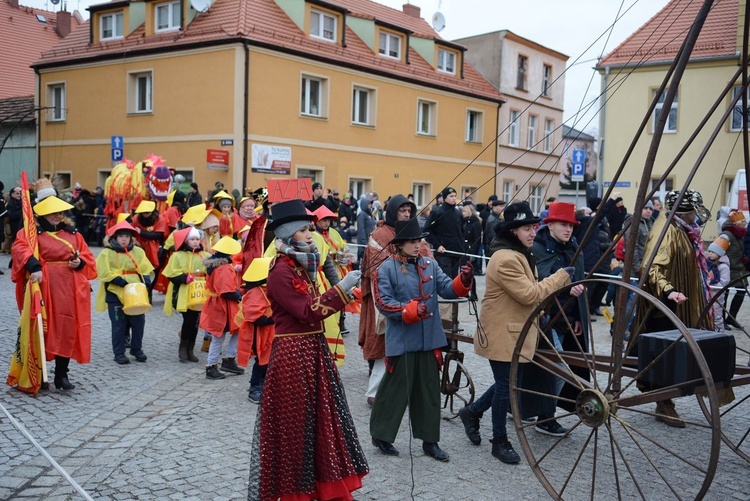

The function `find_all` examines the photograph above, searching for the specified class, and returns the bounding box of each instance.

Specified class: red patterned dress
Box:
[247,254,369,501]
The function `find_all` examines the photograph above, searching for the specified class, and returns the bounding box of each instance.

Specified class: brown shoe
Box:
[201,337,211,352]
[655,400,685,428]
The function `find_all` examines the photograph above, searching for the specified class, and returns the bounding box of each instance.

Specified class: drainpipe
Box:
[598,66,609,196]
[495,101,501,195]
[242,41,250,192]
[35,67,41,179]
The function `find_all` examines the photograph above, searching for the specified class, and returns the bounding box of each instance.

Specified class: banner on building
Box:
[251,144,291,175]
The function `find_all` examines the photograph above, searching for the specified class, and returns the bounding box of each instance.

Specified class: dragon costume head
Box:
[140,154,175,202]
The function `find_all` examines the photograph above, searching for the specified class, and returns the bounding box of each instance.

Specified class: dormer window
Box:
[310,9,336,42]
[437,49,456,74]
[156,1,181,32]
[378,31,401,60]
[101,11,124,40]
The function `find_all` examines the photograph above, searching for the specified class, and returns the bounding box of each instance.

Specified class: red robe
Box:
[199,260,241,336]
[237,286,274,367]
[164,205,182,230]
[11,229,97,363]
[132,214,169,268]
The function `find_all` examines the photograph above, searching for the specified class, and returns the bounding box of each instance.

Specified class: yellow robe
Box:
[161,250,211,316]
[264,232,345,366]
[95,245,154,312]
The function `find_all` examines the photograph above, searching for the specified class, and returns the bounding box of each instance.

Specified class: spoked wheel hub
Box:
[575,388,611,428]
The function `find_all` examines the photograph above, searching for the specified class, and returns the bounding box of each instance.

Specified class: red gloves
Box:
[402,300,432,324]
[460,261,474,287]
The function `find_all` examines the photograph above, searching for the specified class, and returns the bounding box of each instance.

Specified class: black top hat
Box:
[501,201,541,230]
[267,199,315,230]
[391,218,428,243]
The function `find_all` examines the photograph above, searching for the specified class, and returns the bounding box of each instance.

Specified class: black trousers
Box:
[180,309,201,345]
[108,303,145,356]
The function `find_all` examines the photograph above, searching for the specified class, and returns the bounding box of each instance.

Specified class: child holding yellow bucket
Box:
[96,221,154,365]
[236,257,274,403]
[200,236,245,380]
[162,227,210,362]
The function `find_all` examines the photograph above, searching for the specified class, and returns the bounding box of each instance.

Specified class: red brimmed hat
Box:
[106,221,137,237]
[313,205,337,221]
[543,202,580,226]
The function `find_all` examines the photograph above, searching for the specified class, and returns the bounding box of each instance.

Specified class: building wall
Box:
[0,125,36,190]
[38,44,498,207]
[600,60,741,239]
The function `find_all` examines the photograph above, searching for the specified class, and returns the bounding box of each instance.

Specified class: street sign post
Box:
[111,135,124,163]
[571,149,586,182]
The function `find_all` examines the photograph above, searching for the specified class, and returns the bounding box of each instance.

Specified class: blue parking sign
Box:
[572,149,586,181]
[112,148,124,162]
[111,135,124,163]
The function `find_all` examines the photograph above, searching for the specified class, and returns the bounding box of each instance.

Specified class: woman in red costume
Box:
[11,196,97,390]
[247,199,368,501]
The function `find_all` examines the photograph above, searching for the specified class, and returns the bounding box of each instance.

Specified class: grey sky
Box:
[26,0,671,130]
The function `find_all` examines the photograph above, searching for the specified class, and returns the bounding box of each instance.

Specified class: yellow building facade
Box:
[35,0,502,208]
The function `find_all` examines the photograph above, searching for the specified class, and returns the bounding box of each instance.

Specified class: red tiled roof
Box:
[597,0,738,68]
[35,0,502,102]
[0,1,82,99]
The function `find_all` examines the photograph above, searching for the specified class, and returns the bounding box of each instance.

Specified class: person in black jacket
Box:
[6,186,23,268]
[603,192,628,239]
[187,182,204,207]
[462,204,483,273]
[424,187,466,278]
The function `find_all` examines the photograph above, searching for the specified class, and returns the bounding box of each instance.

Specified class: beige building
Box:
[32,0,503,208]
[596,0,743,238]
[455,30,568,213]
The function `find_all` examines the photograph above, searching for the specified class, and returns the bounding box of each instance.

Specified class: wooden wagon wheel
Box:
[695,272,750,463]
[509,278,721,500]
[441,350,475,417]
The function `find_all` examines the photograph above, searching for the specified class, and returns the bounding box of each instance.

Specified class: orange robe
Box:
[199,262,241,336]
[236,286,274,367]
[164,205,182,230]
[11,229,97,363]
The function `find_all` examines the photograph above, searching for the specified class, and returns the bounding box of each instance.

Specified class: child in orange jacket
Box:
[199,236,244,380]
[236,257,275,403]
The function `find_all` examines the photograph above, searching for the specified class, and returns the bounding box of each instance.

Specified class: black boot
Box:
[178,339,189,362]
[221,357,245,375]
[186,341,199,363]
[206,364,226,380]
[53,356,75,390]
[422,442,449,462]
[491,437,520,464]
[458,405,482,445]
[340,312,349,335]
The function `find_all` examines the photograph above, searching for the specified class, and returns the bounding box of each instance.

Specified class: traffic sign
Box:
[111,135,124,163]
[571,149,586,182]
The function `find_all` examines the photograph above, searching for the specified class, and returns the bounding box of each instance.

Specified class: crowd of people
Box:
[4,173,749,499]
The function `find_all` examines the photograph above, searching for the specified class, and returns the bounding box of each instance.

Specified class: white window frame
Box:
[155,1,180,32]
[300,74,328,118]
[517,55,528,90]
[527,114,538,150]
[650,177,674,202]
[100,11,124,40]
[352,85,375,126]
[128,71,153,114]
[437,49,456,74]
[47,82,66,122]
[508,110,520,147]
[310,9,336,42]
[543,119,554,153]
[502,180,514,203]
[416,99,437,136]
[542,64,552,97]
[529,184,546,215]
[349,177,371,200]
[378,31,401,60]
[731,85,750,132]
[465,109,483,143]
[297,166,324,185]
[412,182,429,209]
[652,89,678,133]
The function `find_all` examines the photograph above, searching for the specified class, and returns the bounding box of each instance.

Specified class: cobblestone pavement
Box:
[1,250,749,500]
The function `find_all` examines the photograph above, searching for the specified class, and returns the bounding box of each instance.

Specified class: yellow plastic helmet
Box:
[166,190,177,207]
[182,204,206,224]
[116,213,131,224]
[135,200,156,214]
[33,196,74,216]
[212,236,242,256]
[242,257,271,282]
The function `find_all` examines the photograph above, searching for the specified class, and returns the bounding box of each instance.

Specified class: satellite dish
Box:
[432,12,446,32]
[50,0,60,5]
[190,0,211,13]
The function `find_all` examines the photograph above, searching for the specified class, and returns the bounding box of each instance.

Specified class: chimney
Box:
[56,10,71,38]
[8,0,19,9]
[402,3,420,18]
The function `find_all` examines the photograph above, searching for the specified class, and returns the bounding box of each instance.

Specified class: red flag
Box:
[241,215,267,276]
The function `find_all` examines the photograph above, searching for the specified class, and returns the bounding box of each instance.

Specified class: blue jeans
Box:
[470,361,525,440]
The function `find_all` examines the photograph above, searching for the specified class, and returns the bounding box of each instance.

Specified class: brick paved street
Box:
[1,249,749,500]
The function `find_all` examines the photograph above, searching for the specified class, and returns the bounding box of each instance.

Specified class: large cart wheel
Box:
[441,350,475,417]
[510,278,721,500]
[696,273,750,463]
